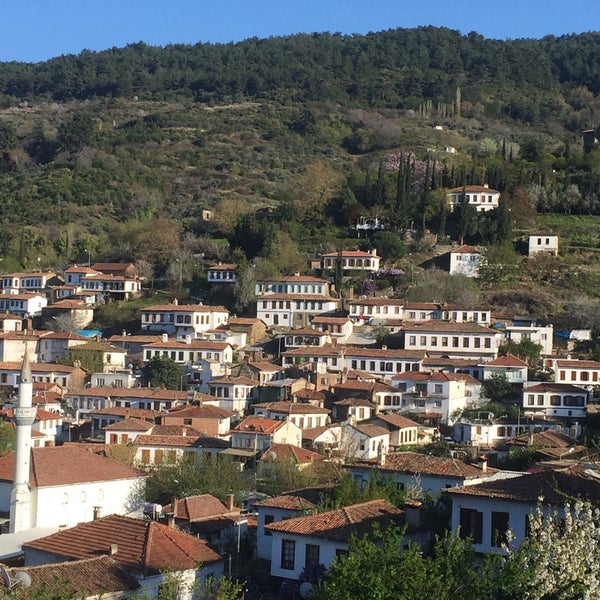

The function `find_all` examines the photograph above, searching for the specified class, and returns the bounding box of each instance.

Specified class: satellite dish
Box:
[13,572,32,588]
[268,451,277,461]
[299,582,313,598]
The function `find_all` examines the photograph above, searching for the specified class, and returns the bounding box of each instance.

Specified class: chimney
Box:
[377,440,386,466]
[404,500,422,529]
[162,333,168,343]
[93,506,101,520]
[173,298,179,306]
[479,454,488,472]
[110,544,118,555]
[226,493,235,511]
[122,329,127,337]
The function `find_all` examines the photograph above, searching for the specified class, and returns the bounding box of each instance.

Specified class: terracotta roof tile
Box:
[356,451,491,479]
[252,401,330,415]
[23,514,223,575]
[103,417,153,432]
[163,494,231,521]
[264,499,403,541]
[5,556,139,596]
[262,443,324,465]
[0,446,145,486]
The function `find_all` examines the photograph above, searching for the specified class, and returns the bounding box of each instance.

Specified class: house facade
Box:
[522,382,588,419]
[448,246,483,277]
[528,234,559,257]
[140,303,230,338]
[448,184,500,212]
[320,249,381,272]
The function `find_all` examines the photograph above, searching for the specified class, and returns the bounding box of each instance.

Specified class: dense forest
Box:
[0,26,599,279]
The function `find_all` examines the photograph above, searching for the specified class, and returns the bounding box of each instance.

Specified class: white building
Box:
[256,294,339,329]
[449,245,484,277]
[448,184,500,212]
[140,302,229,339]
[522,382,588,420]
[528,234,559,257]
[504,323,554,356]
[320,249,381,272]
[0,293,47,317]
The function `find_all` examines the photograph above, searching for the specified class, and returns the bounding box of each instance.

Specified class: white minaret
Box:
[9,353,36,533]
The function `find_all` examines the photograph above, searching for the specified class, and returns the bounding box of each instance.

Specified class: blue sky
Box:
[1,0,598,63]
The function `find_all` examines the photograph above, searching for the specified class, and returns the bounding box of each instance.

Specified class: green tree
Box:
[478,242,523,286]
[141,356,184,390]
[499,338,542,368]
[0,420,15,456]
[482,373,519,403]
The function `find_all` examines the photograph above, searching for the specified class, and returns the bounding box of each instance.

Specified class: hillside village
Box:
[0,185,600,597]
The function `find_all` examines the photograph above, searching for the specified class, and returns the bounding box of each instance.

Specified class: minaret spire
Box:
[9,353,36,533]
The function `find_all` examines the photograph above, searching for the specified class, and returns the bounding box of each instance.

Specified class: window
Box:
[281,540,295,570]
[452,337,459,348]
[491,511,510,547]
[434,384,443,394]
[550,395,561,406]
[305,544,320,567]
[442,337,448,347]
[431,336,437,346]
[420,336,426,345]
[335,548,349,558]
[527,395,534,406]
[183,418,192,425]
[409,336,416,346]
[459,508,483,544]
[264,514,274,535]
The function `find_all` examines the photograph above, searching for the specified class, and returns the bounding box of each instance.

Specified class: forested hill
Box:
[0,27,600,276]
[1,27,599,120]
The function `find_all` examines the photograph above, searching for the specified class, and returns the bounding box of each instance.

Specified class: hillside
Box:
[0,27,599,322]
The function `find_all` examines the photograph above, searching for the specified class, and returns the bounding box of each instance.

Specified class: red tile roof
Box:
[5,556,139,596]
[232,416,287,434]
[264,499,403,541]
[253,401,330,415]
[262,443,324,465]
[23,514,223,575]
[371,414,420,429]
[164,404,233,419]
[0,446,145,486]
[140,303,228,313]
[443,467,600,504]
[103,418,153,432]
[555,359,600,369]
[486,353,528,367]
[163,494,232,521]
[402,321,496,333]
[355,451,491,479]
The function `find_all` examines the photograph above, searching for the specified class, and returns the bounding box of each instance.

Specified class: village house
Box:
[343,347,426,379]
[90,262,139,279]
[160,404,233,437]
[348,297,405,324]
[320,249,381,273]
[235,359,285,385]
[256,293,339,330]
[63,265,100,286]
[65,387,187,420]
[140,301,229,339]
[103,417,154,444]
[339,422,390,460]
[206,263,237,284]
[482,353,529,384]
[89,407,161,438]
[40,299,95,330]
[330,379,400,414]
[332,398,378,423]
[422,356,485,380]
[142,337,233,366]
[66,340,128,373]
[447,184,501,212]
[392,371,481,425]
[227,317,268,346]
[80,273,142,302]
[448,245,484,277]
[255,487,327,561]
[37,331,89,363]
[503,320,554,356]
[281,345,344,372]
[310,315,353,342]
[133,427,212,466]
[0,361,86,390]
[0,330,41,362]
[0,445,146,530]
[252,401,330,429]
[444,467,600,553]
[265,500,405,580]
[0,271,61,295]
[283,327,331,349]
[1,406,63,447]
[207,375,258,415]
[365,413,420,447]
[259,443,325,476]
[162,494,245,551]
[0,293,47,317]
[350,451,496,498]
[528,234,559,257]
[550,358,600,389]
[230,416,302,452]
[22,513,224,600]
[0,556,140,599]
[0,312,23,332]
[522,382,588,420]
[401,321,502,360]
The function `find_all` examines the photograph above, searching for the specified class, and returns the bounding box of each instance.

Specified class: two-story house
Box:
[448,184,500,212]
[140,302,229,339]
[522,382,588,420]
[320,249,381,273]
[230,416,302,452]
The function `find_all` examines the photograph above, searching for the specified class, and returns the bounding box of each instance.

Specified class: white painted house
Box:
[448,184,500,212]
[140,302,229,339]
[449,245,484,277]
[528,234,559,257]
[320,249,381,273]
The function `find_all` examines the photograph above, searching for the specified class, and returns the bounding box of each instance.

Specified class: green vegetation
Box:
[141,356,184,390]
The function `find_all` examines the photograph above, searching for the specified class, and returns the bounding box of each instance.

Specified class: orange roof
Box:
[232,416,288,434]
[487,353,528,367]
[265,499,403,541]
[0,446,144,486]
[23,514,223,575]
[140,303,228,313]
[449,185,499,193]
[164,494,232,521]
[262,443,324,464]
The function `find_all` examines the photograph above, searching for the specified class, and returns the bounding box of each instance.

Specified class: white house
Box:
[256,294,339,329]
[482,354,528,384]
[348,298,405,324]
[230,416,302,451]
[350,451,495,498]
[344,347,426,379]
[252,401,330,430]
[444,468,600,553]
[528,234,559,257]
[207,375,258,415]
[0,445,146,529]
[0,293,48,317]
[551,358,600,389]
[522,382,588,420]
[255,275,331,297]
[504,322,554,356]
[402,321,501,360]
[340,422,390,460]
[310,315,353,342]
[22,513,224,600]
[265,500,405,580]
[320,249,381,272]
[0,271,59,295]
[448,184,500,212]
[80,274,141,302]
[207,263,237,284]
[142,338,233,366]
[140,302,229,339]
[449,245,484,277]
